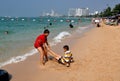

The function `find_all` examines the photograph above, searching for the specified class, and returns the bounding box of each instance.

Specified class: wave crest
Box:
[0,49,38,68]
[50,31,71,46]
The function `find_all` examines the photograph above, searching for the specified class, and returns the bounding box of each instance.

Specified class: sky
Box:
[0,0,119,17]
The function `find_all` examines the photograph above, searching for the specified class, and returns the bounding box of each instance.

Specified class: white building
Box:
[94,11,99,15]
[42,10,61,17]
[68,8,76,16]
[68,8,89,16]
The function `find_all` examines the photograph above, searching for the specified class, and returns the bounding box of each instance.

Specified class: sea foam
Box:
[50,31,71,46]
[0,49,38,68]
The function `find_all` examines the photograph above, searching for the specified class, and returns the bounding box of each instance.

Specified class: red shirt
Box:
[34,34,47,48]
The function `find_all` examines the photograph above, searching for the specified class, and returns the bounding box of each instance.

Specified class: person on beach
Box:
[58,45,74,67]
[95,18,101,27]
[34,29,61,66]
[63,45,73,62]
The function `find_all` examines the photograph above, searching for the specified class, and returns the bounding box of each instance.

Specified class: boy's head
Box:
[44,29,50,36]
[63,45,69,52]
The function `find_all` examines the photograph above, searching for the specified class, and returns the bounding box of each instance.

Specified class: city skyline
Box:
[68,8,89,17]
[0,0,119,17]
[42,8,90,17]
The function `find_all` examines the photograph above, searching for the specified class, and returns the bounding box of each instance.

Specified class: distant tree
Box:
[112,3,120,15]
[99,12,103,17]
[96,3,120,17]
[103,7,112,17]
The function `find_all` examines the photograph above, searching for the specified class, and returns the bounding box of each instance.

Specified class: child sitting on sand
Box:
[58,45,74,67]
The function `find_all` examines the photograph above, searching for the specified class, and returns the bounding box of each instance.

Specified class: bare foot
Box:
[39,65,45,69]
[45,59,48,62]
[39,62,45,69]
[39,61,45,66]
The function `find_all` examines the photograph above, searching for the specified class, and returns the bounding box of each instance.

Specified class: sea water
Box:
[0,16,92,67]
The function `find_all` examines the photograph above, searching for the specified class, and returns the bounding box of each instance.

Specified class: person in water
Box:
[69,23,74,28]
[34,29,61,66]
[4,31,8,35]
[49,23,52,26]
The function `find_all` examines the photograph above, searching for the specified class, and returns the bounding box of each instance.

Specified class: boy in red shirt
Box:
[34,29,61,66]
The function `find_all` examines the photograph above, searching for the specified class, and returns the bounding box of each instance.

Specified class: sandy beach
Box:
[2,23,120,81]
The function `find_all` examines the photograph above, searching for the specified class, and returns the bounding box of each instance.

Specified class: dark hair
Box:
[0,69,12,81]
[63,45,69,50]
[44,29,50,34]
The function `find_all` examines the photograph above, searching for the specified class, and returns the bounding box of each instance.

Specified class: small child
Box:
[58,45,74,67]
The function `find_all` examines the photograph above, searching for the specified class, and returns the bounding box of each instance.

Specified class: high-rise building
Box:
[68,8,76,16]
[68,8,89,16]
[42,9,61,17]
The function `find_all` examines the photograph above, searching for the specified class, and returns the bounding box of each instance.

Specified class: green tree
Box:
[103,7,112,17]
[99,12,103,17]
[112,3,120,15]
[96,3,120,17]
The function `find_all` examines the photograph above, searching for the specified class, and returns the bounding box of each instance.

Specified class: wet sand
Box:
[2,24,120,81]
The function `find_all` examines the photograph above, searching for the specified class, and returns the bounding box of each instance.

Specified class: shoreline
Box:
[0,23,93,68]
[0,17,92,65]
[2,23,120,81]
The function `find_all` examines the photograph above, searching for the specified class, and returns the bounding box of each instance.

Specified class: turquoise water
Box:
[0,17,91,67]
